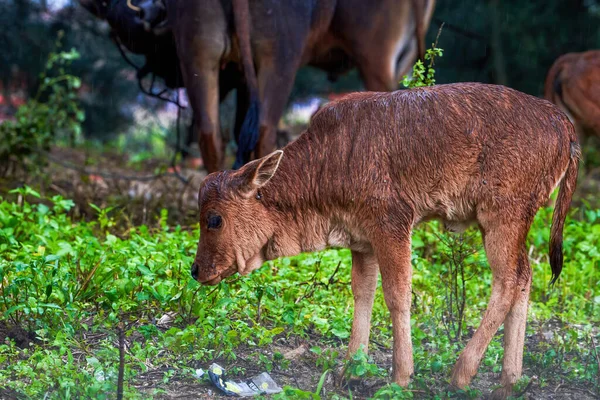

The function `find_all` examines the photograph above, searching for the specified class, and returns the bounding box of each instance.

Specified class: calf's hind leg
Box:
[451,218,532,391]
[491,245,532,400]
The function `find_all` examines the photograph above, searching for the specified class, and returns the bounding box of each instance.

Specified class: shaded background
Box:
[1,0,599,144]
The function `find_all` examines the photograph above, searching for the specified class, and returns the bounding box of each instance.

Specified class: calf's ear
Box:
[237,150,284,196]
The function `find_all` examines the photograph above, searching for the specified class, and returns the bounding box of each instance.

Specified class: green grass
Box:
[0,187,599,398]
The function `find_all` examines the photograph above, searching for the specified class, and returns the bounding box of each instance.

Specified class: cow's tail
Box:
[411,0,436,62]
[411,0,425,62]
[232,0,260,169]
[544,57,565,105]
[549,138,580,285]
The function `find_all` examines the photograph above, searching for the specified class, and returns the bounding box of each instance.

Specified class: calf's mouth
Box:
[198,264,237,285]
[197,246,266,285]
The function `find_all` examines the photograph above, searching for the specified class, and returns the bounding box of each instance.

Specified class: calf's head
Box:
[192,151,284,285]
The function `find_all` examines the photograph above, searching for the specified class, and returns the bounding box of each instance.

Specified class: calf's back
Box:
[274,83,577,226]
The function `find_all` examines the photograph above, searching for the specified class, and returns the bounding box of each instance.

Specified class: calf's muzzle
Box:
[190,262,199,280]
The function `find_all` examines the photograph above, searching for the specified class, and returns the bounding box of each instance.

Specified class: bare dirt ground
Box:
[1,145,207,228]
[132,326,599,400]
[1,318,597,399]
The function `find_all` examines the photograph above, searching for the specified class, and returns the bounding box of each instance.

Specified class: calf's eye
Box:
[207,215,222,230]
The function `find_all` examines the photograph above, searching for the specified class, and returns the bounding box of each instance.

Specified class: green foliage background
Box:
[2,0,599,138]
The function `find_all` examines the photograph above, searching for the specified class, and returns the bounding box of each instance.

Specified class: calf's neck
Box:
[192,82,579,398]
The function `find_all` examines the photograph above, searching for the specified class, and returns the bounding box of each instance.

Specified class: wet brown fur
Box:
[192,82,579,398]
[544,50,600,141]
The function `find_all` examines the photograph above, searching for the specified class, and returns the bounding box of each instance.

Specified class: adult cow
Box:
[544,50,600,141]
[79,0,184,89]
[168,0,436,172]
[79,0,248,163]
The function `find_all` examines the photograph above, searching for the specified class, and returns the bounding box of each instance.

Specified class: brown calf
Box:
[545,50,600,140]
[192,83,579,398]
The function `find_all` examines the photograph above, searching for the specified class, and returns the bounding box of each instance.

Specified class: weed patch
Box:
[0,188,598,398]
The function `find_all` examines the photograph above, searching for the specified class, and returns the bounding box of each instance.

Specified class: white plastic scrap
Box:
[200,363,282,397]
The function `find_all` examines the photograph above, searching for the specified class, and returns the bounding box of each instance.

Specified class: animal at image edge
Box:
[545,50,600,142]
[167,0,436,172]
[191,83,580,399]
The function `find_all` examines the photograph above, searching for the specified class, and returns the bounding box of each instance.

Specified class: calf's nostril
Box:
[191,262,199,280]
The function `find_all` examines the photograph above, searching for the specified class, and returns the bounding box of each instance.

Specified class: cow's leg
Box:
[451,217,531,390]
[375,234,413,386]
[347,250,378,356]
[181,115,204,170]
[254,63,299,158]
[169,0,227,173]
[357,57,400,92]
[354,38,417,92]
[182,62,223,173]
[491,244,531,400]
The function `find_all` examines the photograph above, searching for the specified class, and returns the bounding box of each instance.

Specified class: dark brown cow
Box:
[79,0,185,89]
[545,50,600,140]
[78,0,248,162]
[191,83,579,399]
[167,0,436,172]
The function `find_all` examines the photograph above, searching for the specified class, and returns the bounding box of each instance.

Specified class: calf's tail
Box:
[549,140,580,285]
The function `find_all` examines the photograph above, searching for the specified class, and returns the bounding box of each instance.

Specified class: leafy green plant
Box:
[401,46,443,88]
[274,386,320,399]
[401,24,444,89]
[0,31,84,176]
[401,33,444,89]
[311,346,340,372]
[436,229,484,342]
[372,383,413,399]
[343,346,386,380]
[272,370,330,400]
[0,188,598,398]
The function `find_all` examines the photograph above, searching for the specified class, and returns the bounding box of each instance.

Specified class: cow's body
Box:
[192,83,579,399]
[79,0,248,161]
[79,0,184,88]
[545,50,600,140]
[168,0,436,172]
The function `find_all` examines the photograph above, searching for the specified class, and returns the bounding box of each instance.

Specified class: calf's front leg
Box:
[375,235,414,386]
[347,251,379,356]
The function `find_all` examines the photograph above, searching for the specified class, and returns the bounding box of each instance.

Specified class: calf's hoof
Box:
[392,370,412,387]
[450,357,477,389]
[333,365,361,389]
[489,385,513,400]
